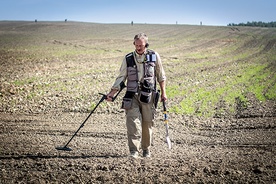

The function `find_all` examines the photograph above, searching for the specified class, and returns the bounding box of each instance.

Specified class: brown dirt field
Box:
[0,22,275,183]
[0,112,275,183]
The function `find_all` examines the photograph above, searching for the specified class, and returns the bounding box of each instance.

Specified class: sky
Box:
[0,0,275,26]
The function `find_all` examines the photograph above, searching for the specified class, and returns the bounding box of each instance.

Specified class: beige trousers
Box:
[125,94,155,152]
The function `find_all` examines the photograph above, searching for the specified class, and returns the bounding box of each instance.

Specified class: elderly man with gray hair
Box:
[106,33,167,158]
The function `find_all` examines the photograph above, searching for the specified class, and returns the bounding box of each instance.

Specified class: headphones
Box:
[133,33,149,48]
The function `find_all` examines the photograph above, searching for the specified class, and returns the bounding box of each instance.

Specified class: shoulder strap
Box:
[125,52,136,67]
[147,49,155,54]
[146,50,156,62]
[146,50,157,90]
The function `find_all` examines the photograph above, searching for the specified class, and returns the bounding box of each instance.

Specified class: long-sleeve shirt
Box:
[111,50,166,91]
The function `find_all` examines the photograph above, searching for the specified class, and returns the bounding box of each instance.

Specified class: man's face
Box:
[134,39,146,55]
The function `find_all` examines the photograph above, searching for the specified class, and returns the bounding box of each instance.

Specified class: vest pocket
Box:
[127,67,138,92]
[145,62,155,77]
[128,67,137,80]
[127,82,138,92]
[121,97,133,110]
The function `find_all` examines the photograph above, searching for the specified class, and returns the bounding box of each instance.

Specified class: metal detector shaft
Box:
[61,95,105,149]
[57,82,126,150]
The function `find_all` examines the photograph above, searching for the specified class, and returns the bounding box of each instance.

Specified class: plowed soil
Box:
[0,22,275,183]
[1,113,275,183]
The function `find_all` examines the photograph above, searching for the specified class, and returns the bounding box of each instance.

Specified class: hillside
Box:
[0,21,275,183]
[0,21,275,117]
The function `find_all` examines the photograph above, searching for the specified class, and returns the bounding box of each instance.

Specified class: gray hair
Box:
[134,33,148,43]
[133,33,149,47]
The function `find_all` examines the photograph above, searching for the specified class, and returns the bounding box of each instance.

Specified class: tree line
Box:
[227,21,276,27]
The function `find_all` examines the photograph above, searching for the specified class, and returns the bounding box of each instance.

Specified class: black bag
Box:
[153,90,160,108]
[139,90,152,104]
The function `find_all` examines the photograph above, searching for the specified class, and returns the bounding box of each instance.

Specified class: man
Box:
[106,33,167,158]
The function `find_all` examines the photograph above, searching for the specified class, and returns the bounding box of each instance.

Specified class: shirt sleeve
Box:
[155,52,166,83]
[111,57,127,90]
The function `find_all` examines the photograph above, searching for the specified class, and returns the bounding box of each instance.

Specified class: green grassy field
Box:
[0,21,275,117]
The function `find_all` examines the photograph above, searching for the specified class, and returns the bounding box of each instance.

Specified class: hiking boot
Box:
[142,150,151,158]
[129,151,139,158]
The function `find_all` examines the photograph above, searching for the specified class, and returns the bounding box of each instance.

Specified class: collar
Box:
[134,50,147,63]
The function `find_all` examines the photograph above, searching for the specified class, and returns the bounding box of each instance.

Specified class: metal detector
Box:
[56,82,126,151]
